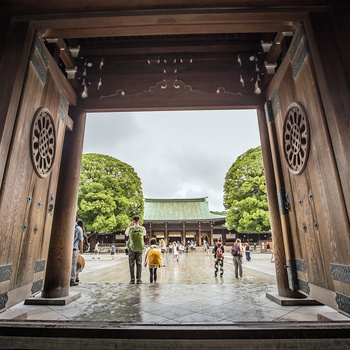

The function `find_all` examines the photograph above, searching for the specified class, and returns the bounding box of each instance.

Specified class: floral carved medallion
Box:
[283,102,310,175]
[30,108,56,177]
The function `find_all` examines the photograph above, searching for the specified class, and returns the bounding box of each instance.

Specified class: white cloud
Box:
[83,110,260,211]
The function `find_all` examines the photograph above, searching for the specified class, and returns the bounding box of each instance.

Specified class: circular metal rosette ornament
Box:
[283,102,310,175]
[30,108,56,178]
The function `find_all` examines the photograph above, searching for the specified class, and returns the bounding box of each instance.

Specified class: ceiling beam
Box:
[32,11,304,39]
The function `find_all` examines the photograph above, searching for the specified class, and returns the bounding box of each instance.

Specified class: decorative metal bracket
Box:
[264,100,275,123]
[277,188,291,215]
[48,193,55,215]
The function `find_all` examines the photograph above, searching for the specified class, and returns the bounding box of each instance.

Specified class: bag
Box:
[215,245,223,259]
[83,235,89,253]
[129,226,145,252]
[231,245,241,256]
[148,248,162,266]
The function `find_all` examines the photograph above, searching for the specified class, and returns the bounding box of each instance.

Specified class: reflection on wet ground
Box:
[4,250,346,323]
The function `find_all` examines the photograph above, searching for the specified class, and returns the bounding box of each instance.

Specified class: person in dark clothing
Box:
[244,242,251,261]
[213,239,224,277]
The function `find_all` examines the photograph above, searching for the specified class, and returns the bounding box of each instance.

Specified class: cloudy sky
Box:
[82,110,260,211]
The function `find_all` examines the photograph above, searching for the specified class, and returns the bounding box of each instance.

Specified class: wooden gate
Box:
[266,25,350,315]
[0,34,72,308]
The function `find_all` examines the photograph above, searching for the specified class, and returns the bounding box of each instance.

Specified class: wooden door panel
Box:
[0,35,68,306]
[0,64,44,271]
[267,26,350,311]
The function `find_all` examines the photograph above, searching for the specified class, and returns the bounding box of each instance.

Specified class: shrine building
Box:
[143,197,227,245]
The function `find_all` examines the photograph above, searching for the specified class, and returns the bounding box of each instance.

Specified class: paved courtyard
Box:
[2,249,347,324]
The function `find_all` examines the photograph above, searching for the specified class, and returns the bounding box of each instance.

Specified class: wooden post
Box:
[42,105,86,298]
[257,105,302,298]
[182,223,186,244]
[165,223,168,245]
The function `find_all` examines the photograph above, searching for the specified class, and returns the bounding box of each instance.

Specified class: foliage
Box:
[77,153,144,233]
[223,146,270,232]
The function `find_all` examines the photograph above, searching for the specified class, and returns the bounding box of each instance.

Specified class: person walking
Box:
[159,238,167,267]
[144,238,161,283]
[173,242,179,262]
[74,219,85,283]
[244,242,251,261]
[231,238,243,279]
[71,217,84,286]
[92,242,100,259]
[110,244,116,260]
[213,238,224,277]
[125,215,146,284]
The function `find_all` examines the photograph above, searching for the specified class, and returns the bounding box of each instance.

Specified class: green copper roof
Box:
[144,197,226,221]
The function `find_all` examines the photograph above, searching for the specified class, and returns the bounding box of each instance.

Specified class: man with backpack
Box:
[144,238,162,283]
[213,238,224,277]
[125,215,146,284]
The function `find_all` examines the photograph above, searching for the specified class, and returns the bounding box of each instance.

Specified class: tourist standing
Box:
[71,217,84,286]
[213,239,224,277]
[125,215,146,284]
[244,242,251,261]
[159,239,167,267]
[231,238,243,279]
[110,244,116,260]
[173,242,179,262]
[92,242,100,259]
[144,238,161,283]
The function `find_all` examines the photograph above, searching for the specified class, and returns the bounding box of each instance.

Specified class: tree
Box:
[77,153,144,233]
[223,146,270,232]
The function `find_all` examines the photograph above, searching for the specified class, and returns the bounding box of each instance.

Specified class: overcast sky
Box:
[82,110,260,211]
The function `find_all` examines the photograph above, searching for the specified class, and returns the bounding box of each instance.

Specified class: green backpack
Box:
[129,226,145,252]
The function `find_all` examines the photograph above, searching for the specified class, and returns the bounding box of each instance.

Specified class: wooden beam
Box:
[31,12,304,39]
[42,22,297,39]
[45,38,75,69]
[81,92,264,112]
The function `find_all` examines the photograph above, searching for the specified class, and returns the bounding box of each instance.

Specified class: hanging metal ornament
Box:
[81,79,88,98]
[240,74,245,87]
[254,75,261,95]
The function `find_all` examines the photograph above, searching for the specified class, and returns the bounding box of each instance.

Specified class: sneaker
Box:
[130,280,135,284]
[70,281,79,286]
[137,280,142,284]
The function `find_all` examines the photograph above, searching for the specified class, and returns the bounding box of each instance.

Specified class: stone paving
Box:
[3,249,347,324]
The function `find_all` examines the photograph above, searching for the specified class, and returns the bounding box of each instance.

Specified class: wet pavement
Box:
[2,249,348,324]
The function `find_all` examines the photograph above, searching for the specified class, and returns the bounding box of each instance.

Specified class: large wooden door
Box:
[266,26,350,315]
[0,35,71,309]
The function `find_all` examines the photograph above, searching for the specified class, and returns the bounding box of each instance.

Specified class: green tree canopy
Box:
[223,146,270,232]
[77,153,144,233]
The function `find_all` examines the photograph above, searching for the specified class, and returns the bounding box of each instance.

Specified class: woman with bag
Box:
[231,238,243,279]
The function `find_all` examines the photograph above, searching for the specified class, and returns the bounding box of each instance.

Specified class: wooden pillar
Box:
[182,223,186,244]
[257,105,302,298]
[165,223,168,245]
[42,105,86,298]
